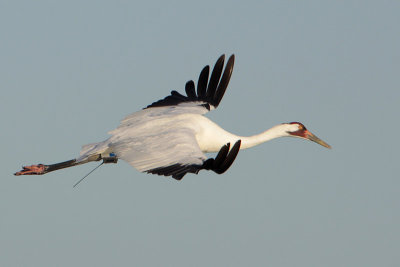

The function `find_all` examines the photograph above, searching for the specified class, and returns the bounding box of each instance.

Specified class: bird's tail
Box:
[77,140,110,163]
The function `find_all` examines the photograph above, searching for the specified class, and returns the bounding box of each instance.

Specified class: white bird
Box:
[15,54,330,181]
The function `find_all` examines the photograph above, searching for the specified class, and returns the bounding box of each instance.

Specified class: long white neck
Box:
[195,115,293,153]
[239,124,289,150]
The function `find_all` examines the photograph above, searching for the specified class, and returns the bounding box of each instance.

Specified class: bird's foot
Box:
[14,164,47,176]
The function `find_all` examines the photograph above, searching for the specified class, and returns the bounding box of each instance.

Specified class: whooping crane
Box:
[15,54,330,181]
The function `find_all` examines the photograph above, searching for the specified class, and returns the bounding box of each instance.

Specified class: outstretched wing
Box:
[147,140,241,180]
[145,54,235,113]
[112,125,241,180]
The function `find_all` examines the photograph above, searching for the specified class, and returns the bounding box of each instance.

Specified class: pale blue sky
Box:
[1,1,399,266]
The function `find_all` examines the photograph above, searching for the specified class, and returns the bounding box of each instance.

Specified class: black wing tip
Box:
[217,54,235,61]
[217,54,226,64]
[212,54,235,108]
[146,163,200,180]
[219,54,235,65]
[144,54,235,110]
[227,54,235,71]
[202,140,241,175]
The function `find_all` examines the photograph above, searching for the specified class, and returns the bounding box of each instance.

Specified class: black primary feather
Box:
[145,54,235,110]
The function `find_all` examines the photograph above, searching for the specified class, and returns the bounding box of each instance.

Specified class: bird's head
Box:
[283,122,331,149]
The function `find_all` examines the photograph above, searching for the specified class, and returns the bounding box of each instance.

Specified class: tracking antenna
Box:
[73,161,104,188]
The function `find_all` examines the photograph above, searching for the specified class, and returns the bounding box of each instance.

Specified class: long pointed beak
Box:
[305,130,331,149]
